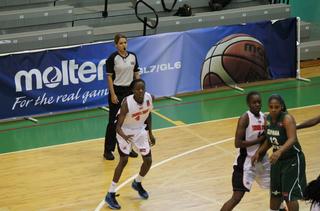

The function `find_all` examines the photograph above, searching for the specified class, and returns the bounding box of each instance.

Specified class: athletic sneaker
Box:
[105,192,121,210]
[131,180,149,199]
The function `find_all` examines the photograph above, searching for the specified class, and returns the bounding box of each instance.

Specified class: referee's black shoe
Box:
[129,150,138,158]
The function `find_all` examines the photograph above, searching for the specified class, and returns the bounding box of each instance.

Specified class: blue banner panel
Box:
[0,18,296,120]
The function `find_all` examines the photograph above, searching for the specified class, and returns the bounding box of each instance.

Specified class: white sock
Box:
[108,181,117,193]
[135,174,144,183]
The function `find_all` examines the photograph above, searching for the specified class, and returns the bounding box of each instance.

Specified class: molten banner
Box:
[0,18,296,120]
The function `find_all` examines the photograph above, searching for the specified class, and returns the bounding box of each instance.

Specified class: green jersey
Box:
[266,112,302,160]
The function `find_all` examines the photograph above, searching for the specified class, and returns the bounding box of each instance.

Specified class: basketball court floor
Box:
[0,64,319,211]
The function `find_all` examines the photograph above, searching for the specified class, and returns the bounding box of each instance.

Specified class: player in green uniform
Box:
[252,94,306,211]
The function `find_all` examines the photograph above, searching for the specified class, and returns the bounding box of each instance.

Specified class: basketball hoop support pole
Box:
[228,84,245,92]
[24,116,38,123]
[296,17,310,82]
[165,96,182,102]
[99,106,109,112]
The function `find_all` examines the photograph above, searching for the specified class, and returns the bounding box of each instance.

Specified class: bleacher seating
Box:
[152,4,290,33]
[0,5,74,32]
[56,0,129,7]
[0,25,93,53]
[0,0,55,8]
[96,4,290,37]
[0,0,318,61]
[130,0,265,12]
[300,21,311,41]
[300,40,320,60]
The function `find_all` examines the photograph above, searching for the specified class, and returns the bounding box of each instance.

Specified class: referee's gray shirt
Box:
[106,51,139,86]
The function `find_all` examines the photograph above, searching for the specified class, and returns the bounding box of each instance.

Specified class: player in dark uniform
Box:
[252,94,306,211]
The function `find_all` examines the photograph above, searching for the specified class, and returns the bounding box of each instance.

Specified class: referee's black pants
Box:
[104,86,132,154]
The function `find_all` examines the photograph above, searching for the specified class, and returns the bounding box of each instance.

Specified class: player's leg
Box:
[221,160,252,211]
[105,137,131,209]
[256,156,287,211]
[270,195,283,210]
[132,130,152,199]
[220,191,245,211]
[270,161,283,210]
[282,153,307,211]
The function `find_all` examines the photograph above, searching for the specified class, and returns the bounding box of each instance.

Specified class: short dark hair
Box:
[246,91,260,103]
[114,33,127,44]
[130,79,145,90]
[268,94,287,112]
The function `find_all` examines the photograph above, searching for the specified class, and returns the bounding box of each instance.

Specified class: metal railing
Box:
[134,0,159,36]
[270,0,289,4]
[161,0,178,12]
[102,0,108,18]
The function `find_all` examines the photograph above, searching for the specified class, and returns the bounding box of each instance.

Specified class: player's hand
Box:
[257,132,265,143]
[269,150,281,164]
[251,152,260,166]
[149,133,156,146]
[124,134,134,143]
[111,94,119,104]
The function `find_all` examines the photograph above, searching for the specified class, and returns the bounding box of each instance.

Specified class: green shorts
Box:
[270,152,306,201]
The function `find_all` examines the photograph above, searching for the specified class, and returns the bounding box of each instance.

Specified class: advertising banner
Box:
[0,18,296,120]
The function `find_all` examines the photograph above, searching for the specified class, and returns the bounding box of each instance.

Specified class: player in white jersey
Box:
[105,79,155,210]
[221,91,284,211]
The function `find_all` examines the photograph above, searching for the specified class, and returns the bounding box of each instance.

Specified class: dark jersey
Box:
[266,112,302,160]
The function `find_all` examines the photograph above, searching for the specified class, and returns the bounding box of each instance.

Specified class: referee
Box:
[104,33,140,160]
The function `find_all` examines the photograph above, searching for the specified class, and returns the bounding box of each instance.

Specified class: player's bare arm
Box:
[116,98,133,143]
[297,115,320,129]
[235,113,264,148]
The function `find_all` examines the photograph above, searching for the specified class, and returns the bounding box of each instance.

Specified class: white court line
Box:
[95,137,234,211]
[1,104,319,156]
[95,126,320,211]
[155,103,320,131]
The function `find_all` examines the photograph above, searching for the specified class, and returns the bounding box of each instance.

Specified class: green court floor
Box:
[0,76,319,154]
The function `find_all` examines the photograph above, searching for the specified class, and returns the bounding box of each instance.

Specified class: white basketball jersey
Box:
[122,92,153,130]
[245,111,265,157]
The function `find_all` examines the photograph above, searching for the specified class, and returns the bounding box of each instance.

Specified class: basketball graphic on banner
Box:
[201,34,270,89]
